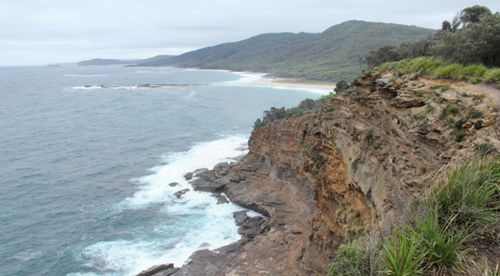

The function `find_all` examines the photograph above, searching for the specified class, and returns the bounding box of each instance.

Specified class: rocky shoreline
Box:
[138,70,500,276]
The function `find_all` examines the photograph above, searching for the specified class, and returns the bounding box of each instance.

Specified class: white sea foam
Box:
[71,84,191,90]
[216,71,332,95]
[73,135,249,276]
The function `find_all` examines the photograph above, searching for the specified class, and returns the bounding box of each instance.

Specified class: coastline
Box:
[181,66,336,95]
[252,76,336,93]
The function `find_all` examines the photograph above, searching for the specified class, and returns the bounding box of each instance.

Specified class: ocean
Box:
[0,65,328,275]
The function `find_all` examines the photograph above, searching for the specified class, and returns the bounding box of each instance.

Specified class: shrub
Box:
[365,129,375,145]
[455,129,466,142]
[460,64,488,78]
[432,64,463,80]
[432,159,500,231]
[328,241,371,276]
[440,103,459,119]
[425,104,435,114]
[383,230,426,276]
[484,68,500,83]
[467,109,483,119]
[411,213,468,272]
[476,143,492,156]
[453,117,467,129]
[474,120,484,130]
[335,80,350,93]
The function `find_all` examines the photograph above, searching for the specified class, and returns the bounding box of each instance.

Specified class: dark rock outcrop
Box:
[183,172,193,181]
[173,188,190,198]
[137,263,178,276]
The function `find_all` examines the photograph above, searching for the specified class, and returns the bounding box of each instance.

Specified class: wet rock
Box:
[212,193,230,204]
[136,263,178,276]
[183,172,193,181]
[174,188,190,198]
[193,168,209,176]
[233,210,249,226]
[213,162,230,177]
[238,216,269,239]
[168,182,179,187]
[189,170,226,192]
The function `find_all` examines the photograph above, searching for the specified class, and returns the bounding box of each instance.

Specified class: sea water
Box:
[0,65,329,275]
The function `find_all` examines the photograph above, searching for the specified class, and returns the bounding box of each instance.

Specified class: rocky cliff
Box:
[140,70,500,276]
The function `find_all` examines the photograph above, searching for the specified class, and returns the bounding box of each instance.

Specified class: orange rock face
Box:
[170,71,500,276]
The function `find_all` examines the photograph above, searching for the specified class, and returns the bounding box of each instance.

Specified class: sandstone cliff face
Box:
[166,71,500,276]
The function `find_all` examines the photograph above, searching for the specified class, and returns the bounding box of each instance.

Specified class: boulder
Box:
[213,193,230,204]
[213,162,230,177]
[183,172,193,180]
[238,216,269,239]
[174,188,190,198]
[168,182,179,187]
[233,211,249,226]
[189,170,226,192]
[136,263,178,276]
[193,168,209,176]
[392,92,426,108]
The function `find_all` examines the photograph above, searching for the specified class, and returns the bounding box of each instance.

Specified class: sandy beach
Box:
[254,77,336,93]
[224,71,336,95]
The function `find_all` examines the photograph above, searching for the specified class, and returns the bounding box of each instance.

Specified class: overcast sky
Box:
[1,0,498,66]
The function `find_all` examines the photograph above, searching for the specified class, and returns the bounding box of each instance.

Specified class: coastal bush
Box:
[432,64,463,80]
[328,241,370,276]
[440,103,459,119]
[484,68,500,83]
[365,6,500,68]
[432,158,500,231]
[334,80,350,93]
[383,229,426,276]
[455,130,466,142]
[474,120,484,130]
[376,57,500,85]
[410,212,468,273]
[460,64,488,78]
[329,158,500,275]
[254,97,330,128]
[382,158,499,275]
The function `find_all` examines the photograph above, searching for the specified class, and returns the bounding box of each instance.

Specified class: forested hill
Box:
[138,20,435,81]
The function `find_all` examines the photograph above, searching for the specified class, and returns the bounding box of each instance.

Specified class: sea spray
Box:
[73,135,248,275]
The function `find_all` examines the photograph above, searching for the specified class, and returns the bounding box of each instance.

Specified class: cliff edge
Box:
[141,70,500,276]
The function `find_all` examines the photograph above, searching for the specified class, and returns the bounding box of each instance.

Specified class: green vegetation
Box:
[455,129,466,142]
[474,120,484,130]
[440,103,459,119]
[328,158,500,275]
[383,230,426,276]
[379,57,500,84]
[365,129,375,145]
[366,6,500,68]
[253,97,331,128]
[139,21,433,81]
[335,80,351,92]
[327,241,371,276]
[381,158,500,275]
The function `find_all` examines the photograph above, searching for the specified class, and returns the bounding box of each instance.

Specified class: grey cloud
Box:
[0,0,499,65]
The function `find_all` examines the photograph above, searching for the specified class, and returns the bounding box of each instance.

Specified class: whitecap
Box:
[75,135,250,276]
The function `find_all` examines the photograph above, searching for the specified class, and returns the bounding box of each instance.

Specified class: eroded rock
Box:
[136,263,178,276]
[173,188,190,198]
